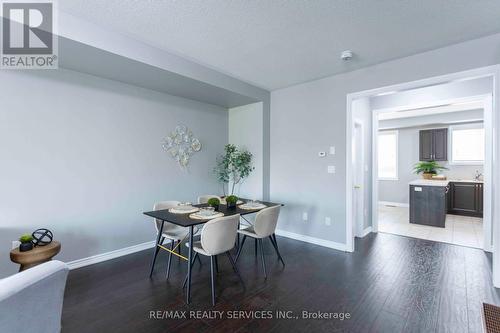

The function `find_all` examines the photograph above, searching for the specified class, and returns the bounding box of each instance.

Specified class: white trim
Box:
[66,241,156,270]
[275,229,347,252]
[357,226,373,238]
[346,65,499,286]
[378,201,410,208]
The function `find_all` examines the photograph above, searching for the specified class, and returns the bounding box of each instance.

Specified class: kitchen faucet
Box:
[475,170,483,181]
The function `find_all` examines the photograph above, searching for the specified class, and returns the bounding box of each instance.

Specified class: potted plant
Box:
[225,195,239,209]
[207,197,220,211]
[19,233,34,252]
[413,161,448,179]
[214,144,254,196]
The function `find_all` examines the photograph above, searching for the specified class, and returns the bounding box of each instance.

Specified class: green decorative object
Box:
[413,161,448,179]
[207,197,220,210]
[213,144,254,195]
[225,195,239,209]
[18,233,34,252]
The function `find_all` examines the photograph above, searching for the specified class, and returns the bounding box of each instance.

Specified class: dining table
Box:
[143,199,283,304]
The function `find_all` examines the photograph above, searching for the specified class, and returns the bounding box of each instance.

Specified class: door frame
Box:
[345,65,500,286]
[352,119,365,237]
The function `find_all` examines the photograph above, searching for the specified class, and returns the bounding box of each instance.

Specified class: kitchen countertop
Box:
[409,179,450,187]
[409,179,483,187]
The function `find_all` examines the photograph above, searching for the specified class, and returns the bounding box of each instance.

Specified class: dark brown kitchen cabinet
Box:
[419,128,448,161]
[448,181,483,217]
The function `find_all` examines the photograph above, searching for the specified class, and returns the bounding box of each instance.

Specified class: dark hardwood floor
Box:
[62,233,500,332]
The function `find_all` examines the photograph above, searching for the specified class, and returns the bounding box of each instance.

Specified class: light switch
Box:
[325,217,331,226]
[327,165,336,174]
[329,146,336,155]
[302,212,308,221]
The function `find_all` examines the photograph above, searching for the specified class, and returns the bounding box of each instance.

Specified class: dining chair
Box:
[197,195,221,204]
[150,201,191,279]
[183,214,243,306]
[235,205,285,278]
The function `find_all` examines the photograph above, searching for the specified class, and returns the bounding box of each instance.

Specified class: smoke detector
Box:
[341,50,353,61]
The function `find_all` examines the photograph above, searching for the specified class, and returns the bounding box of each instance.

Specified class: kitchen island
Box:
[409,180,449,227]
[409,179,484,227]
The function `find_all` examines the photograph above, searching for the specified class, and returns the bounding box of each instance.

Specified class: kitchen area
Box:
[377,94,487,249]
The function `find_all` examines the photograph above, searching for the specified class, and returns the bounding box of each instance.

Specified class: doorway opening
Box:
[345,65,500,287]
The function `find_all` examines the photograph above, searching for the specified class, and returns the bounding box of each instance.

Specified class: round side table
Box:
[10,241,61,271]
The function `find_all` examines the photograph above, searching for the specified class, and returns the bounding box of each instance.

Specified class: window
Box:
[450,124,484,164]
[378,130,398,180]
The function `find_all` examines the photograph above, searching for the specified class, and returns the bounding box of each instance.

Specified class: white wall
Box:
[228,102,264,199]
[0,69,228,277]
[270,32,500,246]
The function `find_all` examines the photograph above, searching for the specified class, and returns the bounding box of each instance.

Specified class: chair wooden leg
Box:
[166,239,174,279]
[259,239,267,279]
[149,236,164,278]
[235,235,247,262]
[210,256,216,306]
[269,236,285,267]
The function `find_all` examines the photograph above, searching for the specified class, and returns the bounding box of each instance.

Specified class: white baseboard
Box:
[66,240,156,270]
[379,201,409,208]
[275,229,347,252]
[357,226,372,238]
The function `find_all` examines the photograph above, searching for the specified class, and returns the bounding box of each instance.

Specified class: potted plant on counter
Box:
[226,195,239,209]
[413,161,448,180]
[207,197,220,211]
[19,233,34,252]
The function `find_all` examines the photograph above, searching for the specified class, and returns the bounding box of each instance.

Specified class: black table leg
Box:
[149,221,164,278]
[186,225,194,304]
[236,220,240,252]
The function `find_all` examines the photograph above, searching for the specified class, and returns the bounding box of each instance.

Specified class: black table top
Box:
[143,199,283,227]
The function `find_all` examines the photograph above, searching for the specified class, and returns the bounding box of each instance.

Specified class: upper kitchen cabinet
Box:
[419,128,448,161]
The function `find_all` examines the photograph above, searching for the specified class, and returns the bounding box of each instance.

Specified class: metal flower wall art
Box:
[162,125,201,168]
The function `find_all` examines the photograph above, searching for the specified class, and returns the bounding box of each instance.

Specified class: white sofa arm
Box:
[0,260,69,333]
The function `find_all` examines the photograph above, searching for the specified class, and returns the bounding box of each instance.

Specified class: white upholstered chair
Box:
[150,200,191,278]
[235,205,285,278]
[197,195,221,204]
[183,214,242,305]
[0,260,69,333]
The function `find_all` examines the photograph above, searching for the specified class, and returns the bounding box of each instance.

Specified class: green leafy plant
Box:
[413,161,448,175]
[207,197,220,208]
[225,195,238,205]
[19,233,33,244]
[214,144,254,195]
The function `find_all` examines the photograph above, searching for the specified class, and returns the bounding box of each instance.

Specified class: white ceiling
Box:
[378,101,484,120]
[60,0,500,90]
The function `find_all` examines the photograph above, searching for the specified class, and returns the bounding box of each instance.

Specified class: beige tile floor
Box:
[378,204,483,249]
